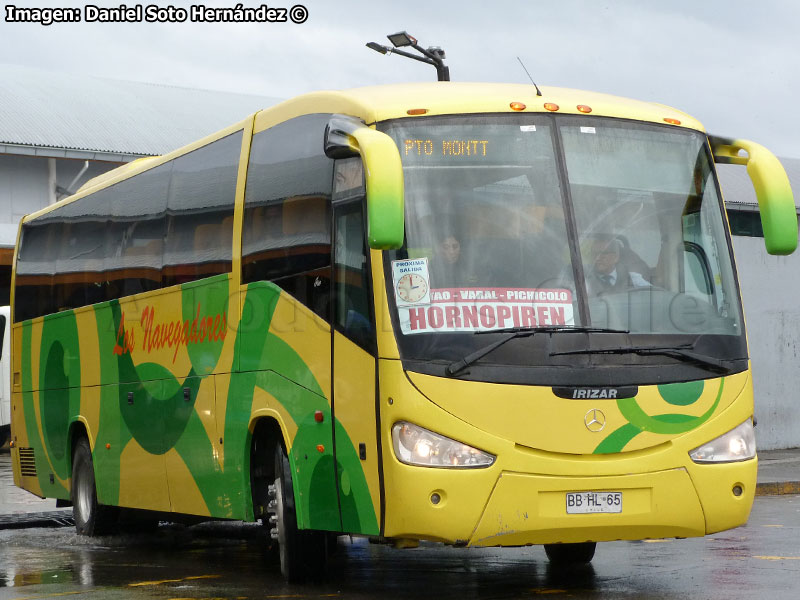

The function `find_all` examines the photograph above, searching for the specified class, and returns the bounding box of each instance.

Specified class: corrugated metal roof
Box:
[718,157,800,209]
[0,63,280,156]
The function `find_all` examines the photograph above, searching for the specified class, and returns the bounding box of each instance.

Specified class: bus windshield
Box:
[381,115,745,383]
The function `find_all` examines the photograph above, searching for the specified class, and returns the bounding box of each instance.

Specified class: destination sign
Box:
[404,139,489,158]
[392,124,551,166]
[396,286,574,335]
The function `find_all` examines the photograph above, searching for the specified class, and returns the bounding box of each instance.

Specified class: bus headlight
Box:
[391,422,495,468]
[689,419,756,463]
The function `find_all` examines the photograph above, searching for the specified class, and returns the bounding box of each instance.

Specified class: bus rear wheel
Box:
[267,443,327,582]
[72,438,118,536]
[544,541,596,565]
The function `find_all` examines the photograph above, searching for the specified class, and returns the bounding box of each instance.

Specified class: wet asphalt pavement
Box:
[0,448,57,516]
[2,448,799,599]
[1,495,799,599]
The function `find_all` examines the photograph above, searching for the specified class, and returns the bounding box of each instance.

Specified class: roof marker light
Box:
[664,118,682,125]
[544,102,560,112]
[577,105,592,113]
[407,108,429,115]
[510,101,526,111]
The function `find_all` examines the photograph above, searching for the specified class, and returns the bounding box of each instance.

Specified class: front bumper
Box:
[382,458,756,545]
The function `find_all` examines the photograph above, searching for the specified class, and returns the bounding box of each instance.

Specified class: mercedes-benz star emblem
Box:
[584,408,607,432]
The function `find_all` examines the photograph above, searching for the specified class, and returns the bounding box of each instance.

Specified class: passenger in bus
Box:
[431,231,463,288]
[587,235,650,294]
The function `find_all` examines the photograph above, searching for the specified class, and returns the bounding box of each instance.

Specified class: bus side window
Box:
[334,201,374,352]
[110,163,169,299]
[242,115,334,322]
[15,221,59,321]
[162,131,241,287]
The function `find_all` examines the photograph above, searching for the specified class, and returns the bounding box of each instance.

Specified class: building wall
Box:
[0,155,50,243]
[0,154,120,226]
[732,235,800,450]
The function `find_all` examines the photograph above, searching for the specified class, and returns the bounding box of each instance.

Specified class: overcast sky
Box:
[3,0,798,158]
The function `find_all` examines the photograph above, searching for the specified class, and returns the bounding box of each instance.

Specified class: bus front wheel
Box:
[268,443,327,582]
[72,438,118,536]
[544,541,597,565]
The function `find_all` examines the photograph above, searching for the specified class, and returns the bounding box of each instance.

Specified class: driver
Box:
[588,235,649,294]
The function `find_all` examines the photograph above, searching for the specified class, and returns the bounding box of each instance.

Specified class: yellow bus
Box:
[10,82,796,581]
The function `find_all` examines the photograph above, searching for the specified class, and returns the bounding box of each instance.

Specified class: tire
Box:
[544,541,597,565]
[268,443,327,582]
[71,438,118,536]
[0,426,9,449]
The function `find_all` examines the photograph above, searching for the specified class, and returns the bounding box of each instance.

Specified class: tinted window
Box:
[15,132,242,322]
[15,163,172,321]
[334,201,374,351]
[15,221,62,319]
[109,163,170,297]
[163,131,242,287]
[242,115,333,320]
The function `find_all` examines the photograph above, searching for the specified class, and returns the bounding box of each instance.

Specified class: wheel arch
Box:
[248,412,291,522]
[67,417,92,476]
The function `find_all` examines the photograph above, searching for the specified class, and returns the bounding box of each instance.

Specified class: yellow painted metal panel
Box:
[214,373,232,465]
[689,459,757,534]
[166,446,212,517]
[267,291,332,400]
[166,376,221,516]
[118,439,170,511]
[378,357,756,544]
[406,370,749,455]
[379,358,501,541]
[230,115,253,287]
[333,331,380,526]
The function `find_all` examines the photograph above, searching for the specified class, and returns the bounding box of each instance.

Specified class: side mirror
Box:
[710,135,797,255]
[325,115,404,249]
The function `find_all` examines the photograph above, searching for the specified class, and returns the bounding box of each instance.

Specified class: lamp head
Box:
[366,42,389,55]
[387,31,417,47]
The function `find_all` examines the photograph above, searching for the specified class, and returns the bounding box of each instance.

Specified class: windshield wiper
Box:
[550,345,731,374]
[476,326,629,336]
[447,326,629,376]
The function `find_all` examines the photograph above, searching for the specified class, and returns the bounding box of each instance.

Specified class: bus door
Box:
[330,171,382,536]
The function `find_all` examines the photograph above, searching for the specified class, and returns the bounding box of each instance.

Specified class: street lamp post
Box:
[366,31,450,82]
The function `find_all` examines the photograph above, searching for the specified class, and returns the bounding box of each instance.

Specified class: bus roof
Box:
[253,82,704,134]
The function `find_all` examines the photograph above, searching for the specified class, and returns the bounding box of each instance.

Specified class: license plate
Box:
[566,491,622,514]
